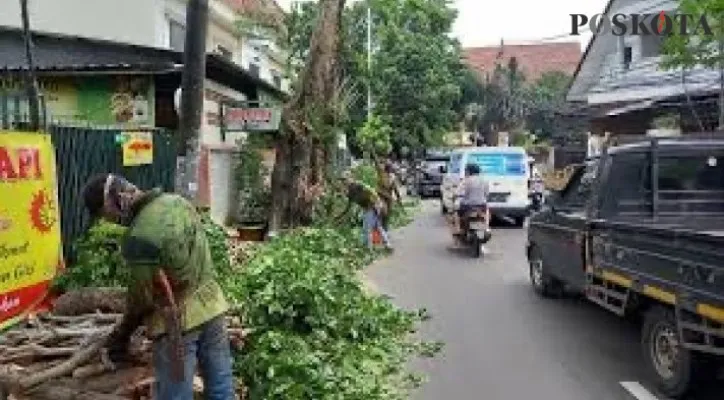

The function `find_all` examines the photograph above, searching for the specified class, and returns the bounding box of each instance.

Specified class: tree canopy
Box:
[287,0,464,157]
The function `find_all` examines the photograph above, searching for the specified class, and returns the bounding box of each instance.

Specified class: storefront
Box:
[0,75,155,128]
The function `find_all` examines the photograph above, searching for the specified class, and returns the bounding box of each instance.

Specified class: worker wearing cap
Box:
[81,173,233,400]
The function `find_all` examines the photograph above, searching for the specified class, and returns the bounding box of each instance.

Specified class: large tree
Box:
[661,0,724,128]
[269,0,346,231]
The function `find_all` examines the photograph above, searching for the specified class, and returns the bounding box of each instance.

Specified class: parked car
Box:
[416,149,451,198]
[441,146,530,227]
[527,136,724,399]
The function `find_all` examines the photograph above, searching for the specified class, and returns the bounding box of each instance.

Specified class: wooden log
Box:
[37,313,122,325]
[52,288,126,316]
[18,333,108,389]
[0,344,77,364]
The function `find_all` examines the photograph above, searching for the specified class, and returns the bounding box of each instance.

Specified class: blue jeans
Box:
[153,315,234,400]
[362,208,391,248]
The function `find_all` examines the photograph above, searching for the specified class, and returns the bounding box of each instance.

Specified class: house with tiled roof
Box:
[463,41,582,83]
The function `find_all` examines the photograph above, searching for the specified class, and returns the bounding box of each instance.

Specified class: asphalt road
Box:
[365,201,723,400]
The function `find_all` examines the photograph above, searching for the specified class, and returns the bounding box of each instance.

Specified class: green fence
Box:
[50,126,178,260]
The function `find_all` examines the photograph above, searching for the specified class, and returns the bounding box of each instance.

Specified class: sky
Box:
[274,0,606,50]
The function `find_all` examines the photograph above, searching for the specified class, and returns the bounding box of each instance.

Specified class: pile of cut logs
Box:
[0,288,245,400]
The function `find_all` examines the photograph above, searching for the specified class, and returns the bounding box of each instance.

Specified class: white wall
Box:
[202,79,248,146]
[0,0,162,48]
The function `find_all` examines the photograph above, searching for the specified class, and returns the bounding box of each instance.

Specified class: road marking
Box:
[620,382,662,400]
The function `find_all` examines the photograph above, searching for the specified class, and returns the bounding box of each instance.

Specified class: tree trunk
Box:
[269,0,346,231]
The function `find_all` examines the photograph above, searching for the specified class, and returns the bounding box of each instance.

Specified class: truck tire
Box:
[441,202,448,214]
[513,216,526,228]
[641,306,709,399]
[528,246,563,298]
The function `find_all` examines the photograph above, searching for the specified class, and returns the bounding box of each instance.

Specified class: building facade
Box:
[0,0,289,225]
[566,0,720,136]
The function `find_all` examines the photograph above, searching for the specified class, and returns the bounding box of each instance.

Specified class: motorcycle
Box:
[453,205,492,258]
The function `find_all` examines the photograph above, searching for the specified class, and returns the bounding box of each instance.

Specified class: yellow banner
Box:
[0,132,62,325]
[122,131,154,166]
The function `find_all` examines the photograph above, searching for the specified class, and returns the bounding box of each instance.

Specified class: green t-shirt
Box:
[121,191,229,337]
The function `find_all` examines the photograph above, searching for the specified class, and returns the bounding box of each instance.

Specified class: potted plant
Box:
[234,136,271,241]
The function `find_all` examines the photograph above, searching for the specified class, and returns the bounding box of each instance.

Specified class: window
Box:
[560,161,599,209]
[658,155,724,191]
[623,46,632,70]
[169,20,186,51]
[248,63,260,77]
[599,153,650,217]
[657,154,724,213]
[271,69,282,88]
[467,152,526,176]
[449,154,462,174]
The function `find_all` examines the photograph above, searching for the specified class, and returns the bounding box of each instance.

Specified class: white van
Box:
[441,146,530,227]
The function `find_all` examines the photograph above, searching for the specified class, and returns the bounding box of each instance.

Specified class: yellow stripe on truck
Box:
[696,303,724,324]
[601,271,633,288]
[642,285,676,305]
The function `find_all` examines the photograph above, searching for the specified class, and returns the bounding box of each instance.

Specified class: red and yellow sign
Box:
[122,131,154,166]
[0,132,62,329]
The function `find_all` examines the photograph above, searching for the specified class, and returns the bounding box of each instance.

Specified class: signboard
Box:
[119,131,154,166]
[0,76,154,128]
[222,102,282,132]
[0,132,62,329]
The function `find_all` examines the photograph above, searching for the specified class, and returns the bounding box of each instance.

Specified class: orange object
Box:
[372,228,382,245]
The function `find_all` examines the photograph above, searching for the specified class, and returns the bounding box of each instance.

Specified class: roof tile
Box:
[463,42,581,82]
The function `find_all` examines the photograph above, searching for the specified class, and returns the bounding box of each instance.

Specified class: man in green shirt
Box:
[336,173,393,250]
[82,173,233,400]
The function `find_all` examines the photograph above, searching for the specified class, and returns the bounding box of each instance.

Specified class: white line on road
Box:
[620,381,663,400]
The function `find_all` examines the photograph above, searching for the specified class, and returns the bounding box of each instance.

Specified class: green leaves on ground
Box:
[222,225,436,400]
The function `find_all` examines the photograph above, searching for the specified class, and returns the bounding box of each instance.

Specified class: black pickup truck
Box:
[527,136,724,398]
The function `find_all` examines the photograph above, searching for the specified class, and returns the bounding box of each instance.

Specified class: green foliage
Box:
[287,0,465,156]
[525,71,571,141]
[463,65,570,143]
[54,213,232,290]
[661,0,724,70]
[357,115,393,157]
[200,212,232,275]
[53,221,128,291]
[223,222,436,400]
[235,136,272,223]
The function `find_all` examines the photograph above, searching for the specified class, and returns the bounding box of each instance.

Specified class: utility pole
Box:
[19,0,40,131]
[177,0,209,201]
[366,2,372,121]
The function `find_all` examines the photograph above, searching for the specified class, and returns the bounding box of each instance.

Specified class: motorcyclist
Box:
[454,163,490,234]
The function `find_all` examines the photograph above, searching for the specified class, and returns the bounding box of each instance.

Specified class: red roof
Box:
[463,42,582,82]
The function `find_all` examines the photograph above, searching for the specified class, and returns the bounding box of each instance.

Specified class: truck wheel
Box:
[641,306,707,399]
[513,216,526,227]
[528,247,562,298]
[441,203,448,214]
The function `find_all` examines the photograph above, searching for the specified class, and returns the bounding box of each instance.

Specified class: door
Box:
[541,161,599,290]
